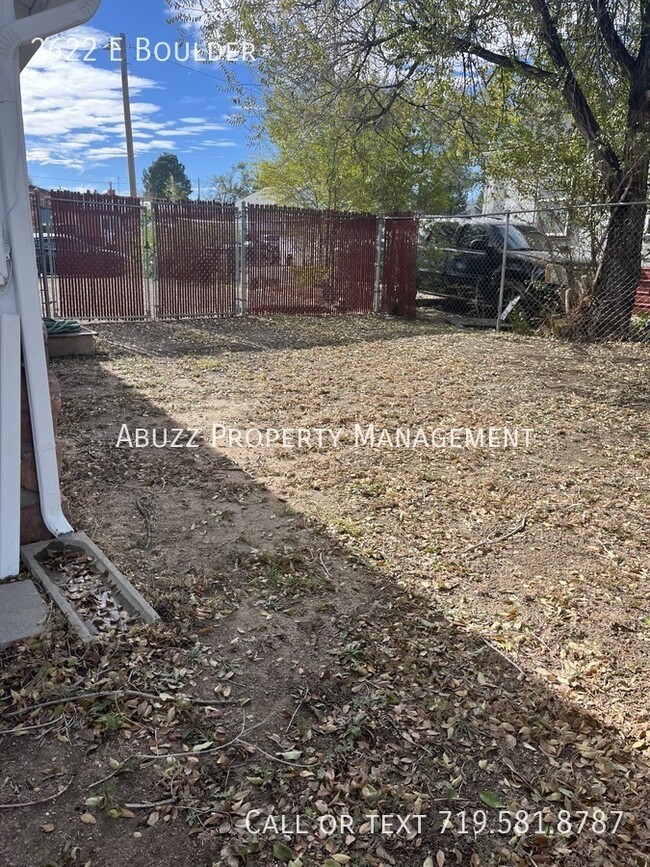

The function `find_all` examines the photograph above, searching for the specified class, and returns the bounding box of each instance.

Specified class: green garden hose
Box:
[43,318,82,335]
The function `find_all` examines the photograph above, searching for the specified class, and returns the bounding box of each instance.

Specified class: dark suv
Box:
[417,217,567,323]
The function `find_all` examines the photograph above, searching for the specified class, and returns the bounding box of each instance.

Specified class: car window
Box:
[514,225,551,252]
[421,220,456,246]
[457,224,490,250]
[493,225,531,251]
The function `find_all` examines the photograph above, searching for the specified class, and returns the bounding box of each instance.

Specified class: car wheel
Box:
[499,280,528,327]
[475,280,529,328]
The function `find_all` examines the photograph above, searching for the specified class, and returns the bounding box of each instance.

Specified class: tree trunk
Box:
[588,51,650,340]
[588,198,647,339]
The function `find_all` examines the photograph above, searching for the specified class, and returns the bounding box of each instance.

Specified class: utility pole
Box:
[118,34,137,198]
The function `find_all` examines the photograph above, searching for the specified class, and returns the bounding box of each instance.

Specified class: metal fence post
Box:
[374,217,385,313]
[150,202,159,320]
[496,211,510,332]
[34,196,52,318]
[238,203,248,316]
[141,203,152,319]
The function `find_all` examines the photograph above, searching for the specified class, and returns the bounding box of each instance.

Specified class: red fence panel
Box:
[153,201,237,317]
[382,215,419,317]
[42,198,416,321]
[49,191,145,319]
[635,267,650,313]
[246,205,377,314]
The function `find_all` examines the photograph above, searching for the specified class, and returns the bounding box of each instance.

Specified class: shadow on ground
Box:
[0,337,648,867]
[96,311,451,358]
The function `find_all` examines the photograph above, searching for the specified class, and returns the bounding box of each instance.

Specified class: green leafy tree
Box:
[255,86,472,213]
[174,0,650,338]
[210,161,257,203]
[163,174,188,202]
[142,153,192,201]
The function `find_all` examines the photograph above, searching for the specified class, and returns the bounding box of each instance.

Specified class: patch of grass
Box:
[247,550,332,598]
[331,517,364,539]
[186,355,226,373]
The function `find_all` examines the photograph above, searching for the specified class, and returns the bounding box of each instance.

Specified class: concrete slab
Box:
[0,580,49,649]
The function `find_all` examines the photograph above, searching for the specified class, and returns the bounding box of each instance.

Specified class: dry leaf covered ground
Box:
[1,314,648,867]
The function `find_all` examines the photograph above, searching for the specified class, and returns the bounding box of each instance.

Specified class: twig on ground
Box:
[238,742,314,769]
[0,718,63,736]
[1,689,236,721]
[463,513,529,554]
[100,337,163,357]
[132,715,261,762]
[123,798,177,810]
[481,637,527,676]
[88,757,138,790]
[136,495,155,549]
[529,632,556,656]
[0,780,72,809]
[285,687,308,734]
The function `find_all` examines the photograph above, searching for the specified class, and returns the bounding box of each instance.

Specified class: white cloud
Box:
[21,24,230,177]
[178,94,207,105]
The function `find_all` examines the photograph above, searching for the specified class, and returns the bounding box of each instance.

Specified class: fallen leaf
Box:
[479,791,504,808]
[273,842,294,862]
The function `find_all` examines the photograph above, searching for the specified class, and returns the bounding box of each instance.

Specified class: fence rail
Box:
[31,192,418,323]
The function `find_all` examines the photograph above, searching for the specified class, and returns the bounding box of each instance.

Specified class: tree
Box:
[176,0,650,338]
[210,162,256,203]
[255,86,472,213]
[164,174,188,202]
[142,153,192,201]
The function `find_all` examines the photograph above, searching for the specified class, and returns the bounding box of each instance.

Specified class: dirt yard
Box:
[1,314,648,867]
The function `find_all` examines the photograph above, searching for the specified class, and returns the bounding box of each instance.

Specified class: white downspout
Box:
[0,0,101,579]
[0,313,21,577]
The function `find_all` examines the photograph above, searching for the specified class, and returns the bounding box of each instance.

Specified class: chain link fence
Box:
[30,191,418,322]
[416,202,650,343]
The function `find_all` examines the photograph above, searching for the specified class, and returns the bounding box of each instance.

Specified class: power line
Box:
[29,174,117,185]
[165,57,264,90]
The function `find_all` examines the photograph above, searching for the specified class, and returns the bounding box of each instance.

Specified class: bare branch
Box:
[450,37,554,80]
[529,0,622,190]
[590,0,636,76]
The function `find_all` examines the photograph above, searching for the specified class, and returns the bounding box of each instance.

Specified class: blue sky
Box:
[22,0,257,197]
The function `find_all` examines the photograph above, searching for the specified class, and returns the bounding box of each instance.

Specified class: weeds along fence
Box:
[30,191,418,322]
[417,201,650,343]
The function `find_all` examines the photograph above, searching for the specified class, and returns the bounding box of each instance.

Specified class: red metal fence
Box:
[246,205,377,314]
[382,215,418,317]
[152,201,237,317]
[33,193,418,321]
[635,267,650,313]
[49,191,146,319]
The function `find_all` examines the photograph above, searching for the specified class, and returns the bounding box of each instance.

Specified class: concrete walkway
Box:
[0,580,49,649]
